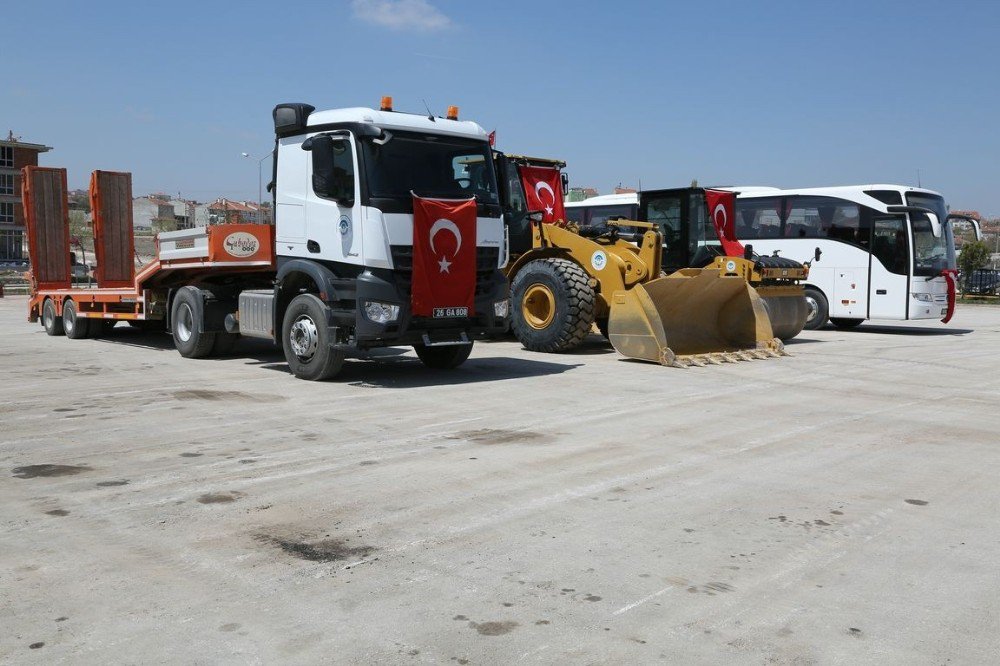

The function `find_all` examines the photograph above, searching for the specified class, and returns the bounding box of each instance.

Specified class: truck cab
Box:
[244,102,509,379]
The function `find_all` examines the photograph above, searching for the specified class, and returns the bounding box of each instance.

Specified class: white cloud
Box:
[351,0,453,32]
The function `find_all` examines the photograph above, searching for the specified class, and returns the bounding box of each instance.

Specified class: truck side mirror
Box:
[561,172,569,193]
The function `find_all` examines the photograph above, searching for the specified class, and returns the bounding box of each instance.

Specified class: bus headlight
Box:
[911,293,933,302]
[364,301,400,324]
[494,299,510,318]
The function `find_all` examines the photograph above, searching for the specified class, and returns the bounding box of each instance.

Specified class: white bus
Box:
[566,185,978,329]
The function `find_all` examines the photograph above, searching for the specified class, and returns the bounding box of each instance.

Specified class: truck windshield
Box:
[906,192,953,275]
[362,131,498,204]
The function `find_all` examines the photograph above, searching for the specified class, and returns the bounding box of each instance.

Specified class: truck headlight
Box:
[912,293,933,302]
[494,299,509,318]
[364,301,400,324]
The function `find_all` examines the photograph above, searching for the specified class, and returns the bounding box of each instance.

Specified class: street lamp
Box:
[241,151,272,224]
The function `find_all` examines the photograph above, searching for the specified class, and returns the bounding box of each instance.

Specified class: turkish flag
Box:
[519,165,565,224]
[411,194,477,317]
[704,189,745,257]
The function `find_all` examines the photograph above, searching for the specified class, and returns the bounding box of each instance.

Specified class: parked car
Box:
[965,269,1000,295]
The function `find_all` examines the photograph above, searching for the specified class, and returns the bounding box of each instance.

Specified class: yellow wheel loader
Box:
[493,153,804,366]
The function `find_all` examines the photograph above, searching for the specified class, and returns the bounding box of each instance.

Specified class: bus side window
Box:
[871,216,908,275]
[565,207,585,224]
[734,197,782,238]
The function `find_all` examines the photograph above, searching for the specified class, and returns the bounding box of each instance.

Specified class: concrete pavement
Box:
[1,295,998,664]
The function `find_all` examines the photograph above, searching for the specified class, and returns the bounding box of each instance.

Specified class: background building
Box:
[1,132,52,262]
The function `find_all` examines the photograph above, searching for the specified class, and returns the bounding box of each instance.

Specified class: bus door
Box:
[867,214,909,319]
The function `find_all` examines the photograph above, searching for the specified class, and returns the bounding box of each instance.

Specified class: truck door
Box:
[303,134,363,266]
[868,214,909,319]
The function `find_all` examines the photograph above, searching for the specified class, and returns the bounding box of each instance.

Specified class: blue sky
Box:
[4,0,998,214]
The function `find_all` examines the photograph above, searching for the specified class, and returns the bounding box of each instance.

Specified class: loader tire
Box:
[511,258,595,353]
[42,298,65,336]
[802,287,828,331]
[172,287,217,358]
[63,300,93,339]
[414,342,473,369]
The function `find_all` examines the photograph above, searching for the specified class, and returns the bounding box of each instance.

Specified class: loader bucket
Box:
[606,269,780,366]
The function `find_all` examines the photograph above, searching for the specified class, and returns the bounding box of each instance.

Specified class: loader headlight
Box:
[364,301,401,324]
[912,292,933,302]
[494,299,509,318]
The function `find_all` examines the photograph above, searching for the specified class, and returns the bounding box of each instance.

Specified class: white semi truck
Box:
[26,99,510,380]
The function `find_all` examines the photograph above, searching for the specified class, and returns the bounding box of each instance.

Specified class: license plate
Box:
[433,307,468,318]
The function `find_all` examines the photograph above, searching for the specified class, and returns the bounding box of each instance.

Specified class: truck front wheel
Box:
[171,287,217,358]
[414,342,473,369]
[282,294,345,381]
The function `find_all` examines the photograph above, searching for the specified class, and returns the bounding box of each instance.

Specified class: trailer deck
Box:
[24,167,275,326]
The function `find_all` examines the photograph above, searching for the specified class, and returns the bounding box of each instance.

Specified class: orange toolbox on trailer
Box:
[26,166,275,333]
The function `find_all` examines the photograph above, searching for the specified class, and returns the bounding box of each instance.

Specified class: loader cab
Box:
[493,153,567,256]
[639,188,719,273]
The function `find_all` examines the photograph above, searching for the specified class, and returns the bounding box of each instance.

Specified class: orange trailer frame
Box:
[26,168,276,325]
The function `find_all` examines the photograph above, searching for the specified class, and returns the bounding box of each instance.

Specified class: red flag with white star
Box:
[411,194,478,318]
[518,165,565,224]
[704,189,745,257]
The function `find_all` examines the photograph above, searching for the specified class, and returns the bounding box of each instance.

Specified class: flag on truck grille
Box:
[705,189,745,257]
[411,194,477,318]
[518,165,565,224]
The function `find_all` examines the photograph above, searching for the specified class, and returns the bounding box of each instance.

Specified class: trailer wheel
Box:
[511,258,595,352]
[63,300,93,340]
[171,287,216,358]
[282,294,345,381]
[414,342,473,369]
[42,298,65,336]
[802,287,829,331]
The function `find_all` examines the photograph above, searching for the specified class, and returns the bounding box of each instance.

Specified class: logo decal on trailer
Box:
[726,260,737,272]
[223,232,259,258]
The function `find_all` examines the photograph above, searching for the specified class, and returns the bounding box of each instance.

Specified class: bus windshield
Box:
[906,192,952,276]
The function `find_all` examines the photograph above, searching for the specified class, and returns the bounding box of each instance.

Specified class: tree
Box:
[958,239,991,292]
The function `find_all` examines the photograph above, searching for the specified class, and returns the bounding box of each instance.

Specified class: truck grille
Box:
[390,245,500,299]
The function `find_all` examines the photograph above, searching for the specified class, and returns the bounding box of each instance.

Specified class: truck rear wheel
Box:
[42,298,65,336]
[63,300,93,339]
[282,294,345,381]
[414,342,473,369]
[171,287,217,358]
[511,258,595,352]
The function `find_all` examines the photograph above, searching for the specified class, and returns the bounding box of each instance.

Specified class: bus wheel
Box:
[282,294,345,381]
[830,318,863,329]
[63,300,93,340]
[171,287,217,358]
[42,299,65,336]
[802,287,828,330]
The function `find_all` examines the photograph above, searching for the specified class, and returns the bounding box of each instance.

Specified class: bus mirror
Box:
[926,212,941,238]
